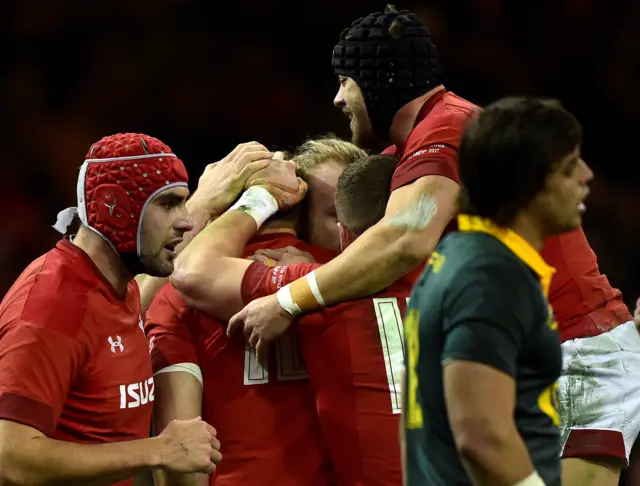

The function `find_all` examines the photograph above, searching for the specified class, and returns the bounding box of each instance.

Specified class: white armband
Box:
[513,471,545,486]
[229,186,278,228]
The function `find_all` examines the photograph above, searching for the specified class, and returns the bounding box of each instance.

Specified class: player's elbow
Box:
[169,265,201,303]
[394,231,435,268]
[450,416,513,464]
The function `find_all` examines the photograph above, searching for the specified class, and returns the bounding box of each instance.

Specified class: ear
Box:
[337,222,356,252]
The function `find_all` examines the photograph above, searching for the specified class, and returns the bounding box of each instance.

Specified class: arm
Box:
[440,265,542,486]
[170,207,260,321]
[282,174,458,311]
[0,420,164,486]
[145,288,212,486]
[153,372,206,486]
[444,362,534,485]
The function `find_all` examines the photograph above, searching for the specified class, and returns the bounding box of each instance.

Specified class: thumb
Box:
[297,177,308,198]
[227,308,247,337]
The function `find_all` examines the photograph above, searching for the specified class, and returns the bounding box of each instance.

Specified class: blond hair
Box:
[294,136,367,178]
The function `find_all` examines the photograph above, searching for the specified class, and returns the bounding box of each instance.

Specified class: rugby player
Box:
[146,138,365,486]
[0,134,221,486]
[173,154,408,486]
[404,97,592,486]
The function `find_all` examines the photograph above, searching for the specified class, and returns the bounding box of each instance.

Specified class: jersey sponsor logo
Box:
[119,377,155,409]
[108,335,124,353]
[427,251,446,273]
[406,144,446,161]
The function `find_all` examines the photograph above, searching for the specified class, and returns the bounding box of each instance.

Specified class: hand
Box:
[188,142,273,219]
[245,159,308,210]
[157,417,222,474]
[227,294,295,363]
[251,246,316,265]
[634,297,640,330]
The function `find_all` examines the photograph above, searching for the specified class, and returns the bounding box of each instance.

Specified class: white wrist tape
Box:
[276,284,302,316]
[229,186,278,228]
[306,271,325,306]
[513,471,545,486]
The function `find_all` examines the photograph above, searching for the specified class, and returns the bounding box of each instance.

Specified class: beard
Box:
[123,247,174,278]
[350,114,387,153]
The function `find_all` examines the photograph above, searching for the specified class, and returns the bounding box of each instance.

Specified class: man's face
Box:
[138,186,193,277]
[305,158,346,251]
[334,76,376,149]
[529,146,593,235]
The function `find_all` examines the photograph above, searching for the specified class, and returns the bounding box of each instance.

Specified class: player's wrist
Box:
[229,186,278,228]
[141,436,165,469]
[513,471,545,486]
[276,271,326,316]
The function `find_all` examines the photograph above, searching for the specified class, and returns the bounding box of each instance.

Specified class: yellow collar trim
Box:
[457,214,556,297]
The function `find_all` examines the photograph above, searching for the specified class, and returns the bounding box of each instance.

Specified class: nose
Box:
[334,86,345,108]
[175,207,194,233]
[579,159,594,184]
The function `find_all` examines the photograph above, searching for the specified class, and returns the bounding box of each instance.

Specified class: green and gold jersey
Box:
[404,215,562,486]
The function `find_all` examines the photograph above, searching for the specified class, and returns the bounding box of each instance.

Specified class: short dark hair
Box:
[458,96,582,226]
[335,154,399,235]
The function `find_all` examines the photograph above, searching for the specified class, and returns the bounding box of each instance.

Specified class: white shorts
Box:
[559,321,640,463]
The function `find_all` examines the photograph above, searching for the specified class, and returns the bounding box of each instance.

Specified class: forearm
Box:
[314,223,427,305]
[0,436,161,486]
[455,424,535,486]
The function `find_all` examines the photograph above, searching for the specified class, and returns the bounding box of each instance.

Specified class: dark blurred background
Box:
[1,0,639,307]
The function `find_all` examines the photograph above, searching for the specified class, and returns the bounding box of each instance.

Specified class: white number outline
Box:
[373,297,408,414]
[243,333,308,385]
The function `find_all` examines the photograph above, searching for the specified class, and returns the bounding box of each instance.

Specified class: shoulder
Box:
[405,92,479,152]
[1,247,95,338]
[147,283,191,322]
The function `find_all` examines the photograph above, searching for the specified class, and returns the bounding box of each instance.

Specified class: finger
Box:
[222,141,263,164]
[212,449,223,465]
[237,159,270,181]
[297,177,309,198]
[283,246,304,255]
[248,330,260,349]
[211,436,221,450]
[233,146,272,166]
[205,422,216,436]
[272,151,286,160]
[227,309,246,337]
[247,254,264,262]
[256,338,270,365]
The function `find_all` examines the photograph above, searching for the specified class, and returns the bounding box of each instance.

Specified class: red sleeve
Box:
[0,322,84,436]
[390,143,459,191]
[145,285,199,372]
[240,262,323,304]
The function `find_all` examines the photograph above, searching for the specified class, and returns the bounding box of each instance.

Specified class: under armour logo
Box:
[108,335,124,353]
[104,198,117,216]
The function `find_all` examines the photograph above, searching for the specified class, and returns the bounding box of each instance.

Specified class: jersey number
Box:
[404,307,424,429]
[243,333,308,385]
[373,297,409,414]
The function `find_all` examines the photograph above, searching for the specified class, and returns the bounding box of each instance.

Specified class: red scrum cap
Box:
[54,133,189,255]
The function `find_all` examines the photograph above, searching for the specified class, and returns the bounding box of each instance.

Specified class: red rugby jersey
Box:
[542,229,631,342]
[0,239,153,486]
[145,233,336,486]
[242,261,414,486]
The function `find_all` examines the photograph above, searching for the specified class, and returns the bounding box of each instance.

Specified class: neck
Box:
[388,85,445,147]
[257,218,297,236]
[509,213,545,251]
[72,227,133,295]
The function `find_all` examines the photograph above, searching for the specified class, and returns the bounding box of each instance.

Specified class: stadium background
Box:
[2,0,638,311]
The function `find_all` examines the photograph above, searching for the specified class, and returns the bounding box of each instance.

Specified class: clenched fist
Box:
[245,159,308,210]
[157,417,222,474]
